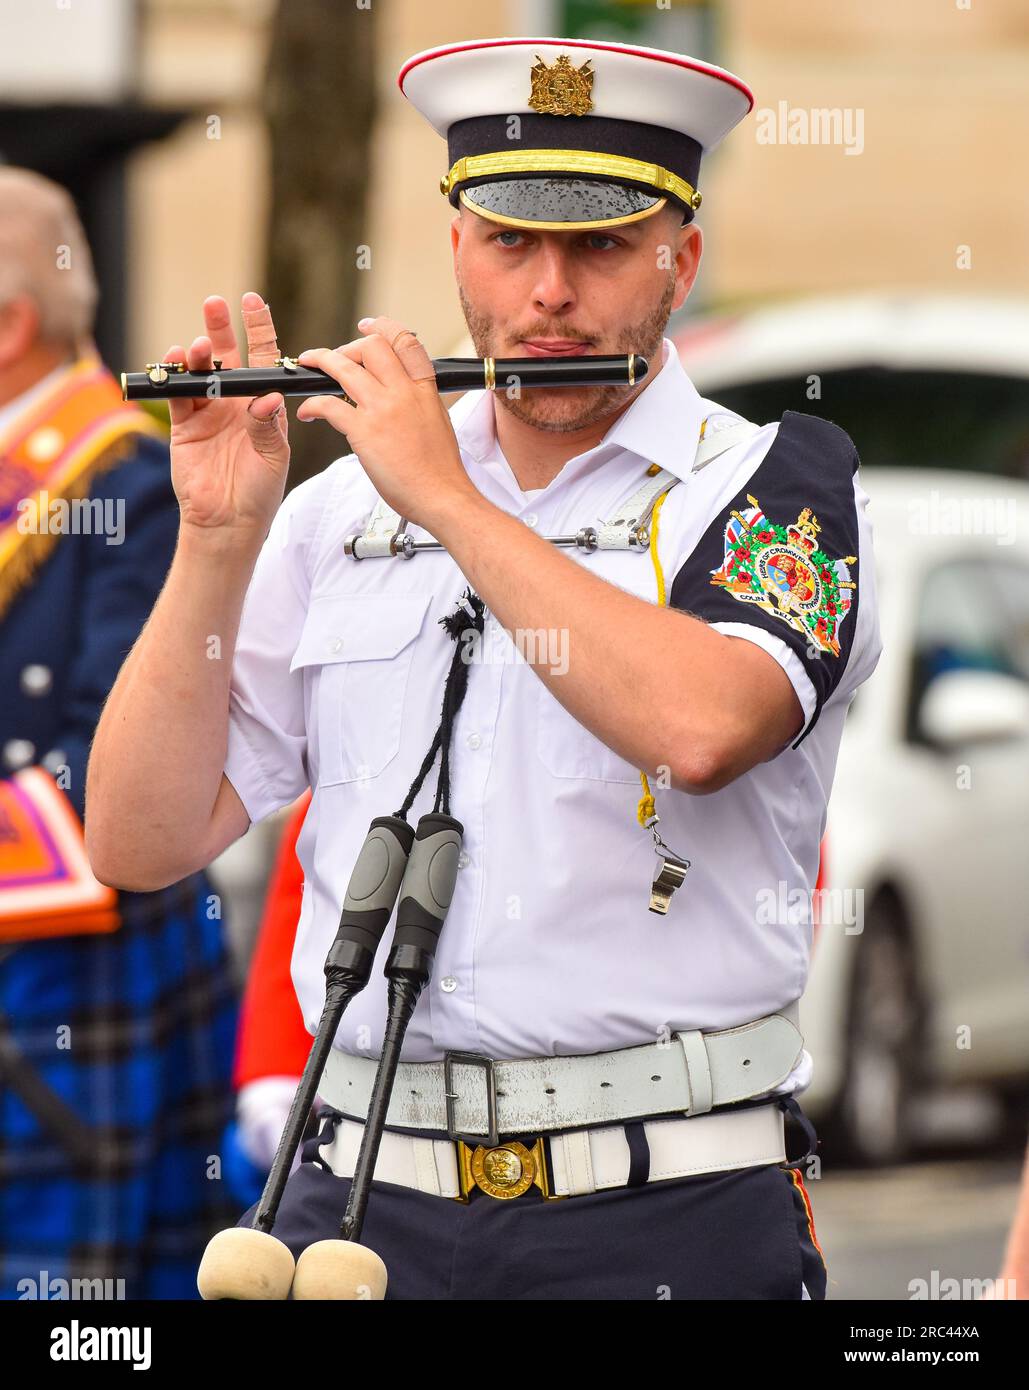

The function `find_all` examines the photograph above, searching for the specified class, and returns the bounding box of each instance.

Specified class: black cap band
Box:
[446,112,703,222]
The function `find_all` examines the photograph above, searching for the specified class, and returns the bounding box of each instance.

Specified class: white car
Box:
[804,467,1029,1164]
[675,295,1029,1164]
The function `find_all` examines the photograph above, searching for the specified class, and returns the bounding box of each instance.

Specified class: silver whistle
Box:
[649,853,691,915]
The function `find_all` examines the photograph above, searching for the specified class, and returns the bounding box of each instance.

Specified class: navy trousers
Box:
[237,1110,828,1301]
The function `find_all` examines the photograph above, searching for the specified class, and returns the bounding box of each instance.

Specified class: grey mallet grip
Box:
[248,815,413,1240]
[328,815,415,965]
[336,812,463,1248]
[391,813,463,957]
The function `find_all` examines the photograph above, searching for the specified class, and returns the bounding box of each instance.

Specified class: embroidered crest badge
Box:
[528,54,595,116]
[709,496,857,656]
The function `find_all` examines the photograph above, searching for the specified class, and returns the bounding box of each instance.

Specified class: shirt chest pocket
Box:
[534,682,644,785]
[290,591,432,786]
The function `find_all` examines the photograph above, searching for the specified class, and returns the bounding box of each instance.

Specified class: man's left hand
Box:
[296,317,480,532]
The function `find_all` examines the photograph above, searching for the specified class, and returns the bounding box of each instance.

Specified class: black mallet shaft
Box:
[253,814,415,1233]
[197,814,413,1300]
[341,811,463,1243]
[290,811,463,1298]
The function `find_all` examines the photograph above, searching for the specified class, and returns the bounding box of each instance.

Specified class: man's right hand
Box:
[165,291,290,542]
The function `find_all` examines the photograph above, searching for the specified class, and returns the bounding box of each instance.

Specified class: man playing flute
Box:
[87,36,882,1300]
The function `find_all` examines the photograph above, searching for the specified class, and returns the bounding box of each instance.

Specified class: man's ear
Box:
[0,294,39,369]
[672,221,702,312]
[450,211,462,268]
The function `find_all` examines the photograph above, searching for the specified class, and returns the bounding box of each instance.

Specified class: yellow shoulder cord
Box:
[635,430,703,914]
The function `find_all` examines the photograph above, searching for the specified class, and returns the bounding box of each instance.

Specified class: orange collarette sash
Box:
[0,355,165,936]
[0,353,165,622]
[0,769,119,941]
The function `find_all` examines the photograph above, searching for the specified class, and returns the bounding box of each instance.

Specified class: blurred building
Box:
[715,0,1029,304]
[2,0,1026,367]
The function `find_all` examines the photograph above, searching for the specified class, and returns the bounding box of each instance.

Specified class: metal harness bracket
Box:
[341,418,760,562]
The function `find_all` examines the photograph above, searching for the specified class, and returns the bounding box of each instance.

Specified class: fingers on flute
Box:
[295,395,351,429]
[185,335,214,372]
[355,332,411,386]
[247,391,286,423]
[241,290,280,368]
[359,317,434,383]
[162,345,193,424]
[202,296,242,370]
[179,337,218,419]
[330,338,368,362]
[326,338,405,390]
[294,349,364,422]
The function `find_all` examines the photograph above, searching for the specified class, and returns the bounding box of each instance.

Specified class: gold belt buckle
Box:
[455,1137,565,1203]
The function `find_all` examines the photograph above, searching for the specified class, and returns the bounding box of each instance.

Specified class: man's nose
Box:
[531,244,576,317]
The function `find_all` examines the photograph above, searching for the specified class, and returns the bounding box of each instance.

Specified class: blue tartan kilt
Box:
[0,874,239,1300]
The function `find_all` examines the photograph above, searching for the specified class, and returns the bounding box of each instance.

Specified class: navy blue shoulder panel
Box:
[668,411,862,749]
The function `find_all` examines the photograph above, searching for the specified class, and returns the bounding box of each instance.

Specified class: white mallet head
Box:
[197,1226,296,1301]
[290,1239,387,1301]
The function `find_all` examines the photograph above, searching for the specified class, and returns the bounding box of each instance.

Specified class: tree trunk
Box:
[264,0,376,489]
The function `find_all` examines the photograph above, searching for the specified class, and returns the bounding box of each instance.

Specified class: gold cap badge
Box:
[529,54,594,117]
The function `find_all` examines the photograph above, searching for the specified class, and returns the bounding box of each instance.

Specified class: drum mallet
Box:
[196,814,414,1300]
[290,810,462,1300]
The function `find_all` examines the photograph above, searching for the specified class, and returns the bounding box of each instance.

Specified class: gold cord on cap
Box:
[441,149,702,212]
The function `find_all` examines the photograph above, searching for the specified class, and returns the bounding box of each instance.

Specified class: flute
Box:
[121,353,647,402]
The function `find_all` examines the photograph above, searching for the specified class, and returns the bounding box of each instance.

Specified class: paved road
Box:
[808,1156,1021,1300]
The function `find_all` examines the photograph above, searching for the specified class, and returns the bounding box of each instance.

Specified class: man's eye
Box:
[495,231,524,248]
[586,234,619,250]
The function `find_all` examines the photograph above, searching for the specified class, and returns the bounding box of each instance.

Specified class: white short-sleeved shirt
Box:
[224,338,882,1098]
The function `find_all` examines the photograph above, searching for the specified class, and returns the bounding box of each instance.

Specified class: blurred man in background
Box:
[0,168,237,1299]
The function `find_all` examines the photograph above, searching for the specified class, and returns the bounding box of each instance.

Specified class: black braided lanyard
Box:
[395,587,486,821]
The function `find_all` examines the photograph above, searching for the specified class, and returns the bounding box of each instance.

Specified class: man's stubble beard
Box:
[457,273,677,434]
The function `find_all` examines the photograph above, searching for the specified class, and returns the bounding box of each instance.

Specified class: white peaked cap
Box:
[398,37,753,231]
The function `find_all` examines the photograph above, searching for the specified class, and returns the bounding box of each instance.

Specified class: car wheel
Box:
[823,896,925,1167]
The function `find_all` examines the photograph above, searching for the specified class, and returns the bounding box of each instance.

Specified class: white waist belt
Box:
[317,1104,786,1198]
[319,1005,803,1144]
